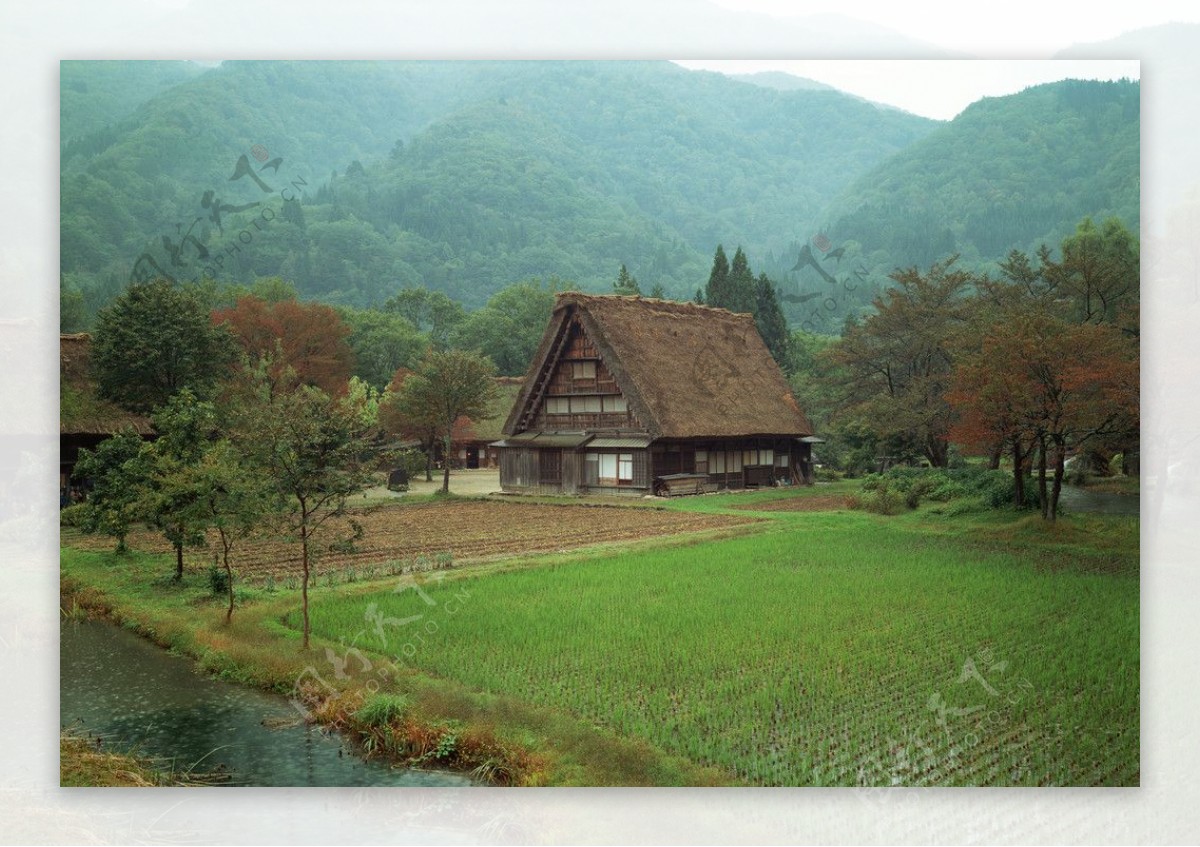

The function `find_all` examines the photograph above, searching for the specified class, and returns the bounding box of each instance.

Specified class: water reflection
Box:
[61,618,472,787]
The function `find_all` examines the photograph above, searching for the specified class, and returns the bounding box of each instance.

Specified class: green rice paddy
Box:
[303,503,1139,786]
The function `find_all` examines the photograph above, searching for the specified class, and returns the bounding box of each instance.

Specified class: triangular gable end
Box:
[503,301,655,437]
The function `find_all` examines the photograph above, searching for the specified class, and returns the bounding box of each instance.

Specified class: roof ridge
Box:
[553,290,752,319]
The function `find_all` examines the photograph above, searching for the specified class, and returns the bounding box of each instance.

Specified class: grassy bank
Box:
[60,730,228,787]
[61,487,1138,786]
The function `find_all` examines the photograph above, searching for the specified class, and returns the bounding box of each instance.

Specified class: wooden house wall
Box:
[500,446,650,495]
[530,318,647,433]
[651,437,812,490]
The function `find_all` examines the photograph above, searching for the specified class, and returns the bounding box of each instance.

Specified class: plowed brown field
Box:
[62,499,755,580]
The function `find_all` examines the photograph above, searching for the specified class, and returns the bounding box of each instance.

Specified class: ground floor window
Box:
[585,451,635,486]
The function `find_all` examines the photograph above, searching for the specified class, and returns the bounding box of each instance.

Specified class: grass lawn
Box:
[61,484,1138,786]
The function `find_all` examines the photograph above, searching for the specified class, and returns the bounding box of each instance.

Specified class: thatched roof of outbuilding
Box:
[460,377,524,443]
[504,293,812,440]
[60,333,154,436]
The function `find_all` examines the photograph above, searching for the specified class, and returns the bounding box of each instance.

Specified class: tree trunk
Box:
[441,430,452,494]
[1037,433,1049,520]
[174,541,184,582]
[222,535,235,625]
[988,443,1002,471]
[926,437,949,469]
[1010,435,1025,508]
[300,501,310,651]
[424,445,433,482]
[1049,436,1066,523]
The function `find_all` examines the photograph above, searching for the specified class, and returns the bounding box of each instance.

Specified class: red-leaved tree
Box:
[213,295,354,395]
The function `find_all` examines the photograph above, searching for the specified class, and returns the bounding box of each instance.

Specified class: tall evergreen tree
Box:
[724,246,757,315]
[613,264,641,295]
[754,273,791,369]
[704,245,730,308]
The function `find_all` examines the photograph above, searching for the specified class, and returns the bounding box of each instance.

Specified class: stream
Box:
[1057,484,1139,516]
[60,617,473,787]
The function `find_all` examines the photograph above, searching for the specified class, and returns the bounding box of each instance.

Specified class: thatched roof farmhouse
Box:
[495,293,816,496]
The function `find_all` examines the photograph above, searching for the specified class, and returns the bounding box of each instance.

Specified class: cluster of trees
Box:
[699,245,790,367]
[68,277,500,648]
[806,216,1138,520]
[69,273,562,383]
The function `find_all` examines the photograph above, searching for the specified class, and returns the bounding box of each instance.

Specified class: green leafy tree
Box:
[450,279,561,376]
[340,307,430,391]
[141,390,220,581]
[225,363,378,649]
[649,282,666,299]
[824,257,975,468]
[68,432,150,553]
[392,351,498,494]
[1045,216,1139,326]
[185,440,275,622]
[91,279,236,413]
[613,264,641,295]
[382,287,466,350]
[378,368,440,483]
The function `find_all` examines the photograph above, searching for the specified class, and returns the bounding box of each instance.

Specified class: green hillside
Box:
[753,78,1140,333]
[60,60,937,310]
[60,60,208,144]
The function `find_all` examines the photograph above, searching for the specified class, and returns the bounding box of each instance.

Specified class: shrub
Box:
[353,693,411,728]
[208,565,230,597]
[854,481,904,515]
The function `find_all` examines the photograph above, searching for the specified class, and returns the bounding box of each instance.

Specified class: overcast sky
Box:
[672,59,1142,120]
[707,0,1197,54]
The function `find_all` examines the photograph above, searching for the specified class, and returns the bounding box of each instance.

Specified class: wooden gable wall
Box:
[530,317,645,432]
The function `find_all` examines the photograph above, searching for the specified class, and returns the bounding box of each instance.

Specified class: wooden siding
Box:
[650,437,812,490]
[532,319,645,432]
[500,447,647,495]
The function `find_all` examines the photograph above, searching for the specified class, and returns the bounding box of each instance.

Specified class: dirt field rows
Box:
[62,499,755,580]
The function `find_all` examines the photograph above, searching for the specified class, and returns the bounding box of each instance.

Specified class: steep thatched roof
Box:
[505,294,812,439]
[60,334,154,436]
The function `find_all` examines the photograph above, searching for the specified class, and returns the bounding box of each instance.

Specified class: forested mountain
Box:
[60,63,1139,333]
[60,60,208,144]
[60,60,936,311]
[750,78,1140,333]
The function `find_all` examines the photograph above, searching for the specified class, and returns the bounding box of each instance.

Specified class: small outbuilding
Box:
[60,333,154,496]
[494,293,816,496]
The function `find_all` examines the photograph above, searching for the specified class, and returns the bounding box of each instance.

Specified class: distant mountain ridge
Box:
[60,62,1137,334]
[60,60,937,309]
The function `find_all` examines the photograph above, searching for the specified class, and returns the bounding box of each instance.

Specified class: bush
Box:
[854,481,904,515]
[856,465,1039,512]
[353,693,411,728]
[208,565,230,597]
